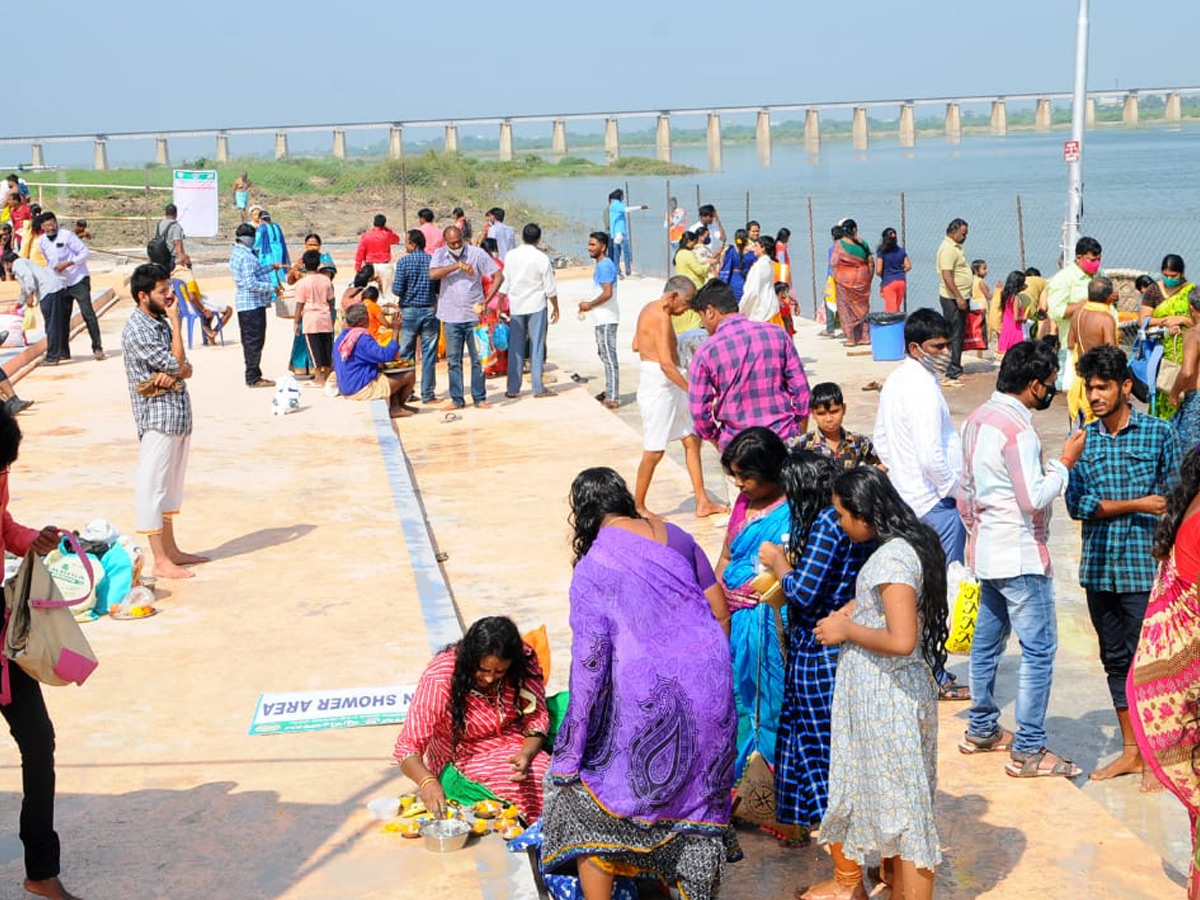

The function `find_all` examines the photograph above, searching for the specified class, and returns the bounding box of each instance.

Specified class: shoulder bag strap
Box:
[31,530,95,609]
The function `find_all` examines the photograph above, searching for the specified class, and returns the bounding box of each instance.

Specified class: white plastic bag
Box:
[271,375,302,416]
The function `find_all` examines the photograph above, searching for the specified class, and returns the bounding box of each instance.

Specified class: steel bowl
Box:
[420,818,471,853]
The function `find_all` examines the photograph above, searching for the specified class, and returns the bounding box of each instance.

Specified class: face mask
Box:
[448,246,464,259]
[916,347,949,376]
[1164,275,1183,288]
[1079,258,1101,276]
[236,234,254,248]
[1034,382,1057,411]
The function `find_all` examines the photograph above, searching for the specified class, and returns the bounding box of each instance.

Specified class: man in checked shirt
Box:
[122,263,209,580]
[1066,344,1180,783]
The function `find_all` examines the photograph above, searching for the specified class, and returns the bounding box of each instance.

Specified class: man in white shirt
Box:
[38,211,105,362]
[502,223,559,400]
[957,339,1087,775]
[875,308,968,698]
[689,204,725,250]
[875,308,965,559]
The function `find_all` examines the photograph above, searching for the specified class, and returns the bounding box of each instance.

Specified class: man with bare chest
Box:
[633,276,727,519]
[1067,276,1119,427]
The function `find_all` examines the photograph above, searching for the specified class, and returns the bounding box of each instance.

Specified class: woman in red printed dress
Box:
[394,616,550,820]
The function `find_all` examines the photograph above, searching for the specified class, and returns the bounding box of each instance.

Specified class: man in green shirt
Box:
[1046,236,1104,390]
[936,218,974,383]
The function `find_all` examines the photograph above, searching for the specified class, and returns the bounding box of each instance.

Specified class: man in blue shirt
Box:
[392,229,438,404]
[230,222,281,388]
[605,188,647,278]
[333,303,417,418]
[1066,344,1180,782]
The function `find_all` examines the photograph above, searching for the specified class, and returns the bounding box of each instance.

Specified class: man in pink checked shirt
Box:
[687,279,810,451]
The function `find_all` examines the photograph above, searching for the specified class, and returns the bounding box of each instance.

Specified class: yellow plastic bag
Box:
[946,563,980,655]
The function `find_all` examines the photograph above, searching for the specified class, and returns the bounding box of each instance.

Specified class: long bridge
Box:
[4,86,1197,171]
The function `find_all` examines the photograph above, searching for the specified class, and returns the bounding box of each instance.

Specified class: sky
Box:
[15,0,1200,137]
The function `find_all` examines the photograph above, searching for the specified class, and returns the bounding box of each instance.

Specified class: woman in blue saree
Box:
[716,427,791,772]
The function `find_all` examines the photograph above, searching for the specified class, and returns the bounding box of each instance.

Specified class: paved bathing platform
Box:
[0,272,1186,898]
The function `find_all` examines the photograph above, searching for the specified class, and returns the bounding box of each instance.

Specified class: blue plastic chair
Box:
[171,280,224,349]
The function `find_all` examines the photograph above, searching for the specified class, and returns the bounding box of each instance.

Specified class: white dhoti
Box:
[637,361,694,452]
[135,430,191,534]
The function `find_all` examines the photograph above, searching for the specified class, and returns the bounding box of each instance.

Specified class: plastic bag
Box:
[492,321,509,351]
[271,375,302,416]
[946,561,980,654]
[45,540,106,624]
[473,323,494,368]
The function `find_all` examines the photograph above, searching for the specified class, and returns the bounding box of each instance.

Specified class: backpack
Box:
[146,219,173,269]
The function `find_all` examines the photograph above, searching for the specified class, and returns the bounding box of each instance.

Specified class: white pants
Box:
[136,430,190,534]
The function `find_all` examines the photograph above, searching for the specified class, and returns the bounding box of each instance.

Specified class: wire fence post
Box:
[1016,194,1026,270]
[624,179,632,274]
[400,158,408,232]
[807,196,818,318]
[745,190,750,225]
[143,169,152,242]
[695,184,701,217]
[900,190,907,249]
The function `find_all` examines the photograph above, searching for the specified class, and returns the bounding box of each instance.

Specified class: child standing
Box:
[791,382,881,469]
[809,466,949,900]
[758,451,872,880]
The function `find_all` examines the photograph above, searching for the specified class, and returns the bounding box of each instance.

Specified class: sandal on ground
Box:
[862,380,883,392]
[938,682,971,701]
[958,728,1014,755]
[603,400,621,410]
[1005,748,1082,778]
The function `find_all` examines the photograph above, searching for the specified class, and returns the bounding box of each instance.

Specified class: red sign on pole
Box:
[1063,140,1081,163]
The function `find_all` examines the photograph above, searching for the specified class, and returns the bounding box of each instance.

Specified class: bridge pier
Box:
[655,115,671,162]
[388,126,403,160]
[216,133,230,163]
[332,130,347,160]
[30,143,44,168]
[1165,92,1182,122]
[851,106,869,150]
[444,124,459,154]
[991,100,1008,136]
[1123,93,1139,125]
[945,103,962,143]
[804,109,821,153]
[93,138,108,171]
[1035,98,1052,131]
[274,131,289,160]
[499,121,513,161]
[898,104,916,148]
[551,119,567,155]
[154,137,169,166]
[706,113,722,171]
[755,110,771,166]
[1086,98,1096,129]
[604,117,620,162]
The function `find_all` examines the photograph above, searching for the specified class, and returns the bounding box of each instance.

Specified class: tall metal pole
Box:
[1063,0,1089,263]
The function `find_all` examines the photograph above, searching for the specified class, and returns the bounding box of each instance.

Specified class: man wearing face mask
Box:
[1047,236,1103,391]
[956,339,1087,774]
[875,308,971,698]
[230,222,282,388]
[37,211,104,362]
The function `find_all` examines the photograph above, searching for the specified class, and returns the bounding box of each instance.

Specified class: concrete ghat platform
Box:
[0,271,1183,898]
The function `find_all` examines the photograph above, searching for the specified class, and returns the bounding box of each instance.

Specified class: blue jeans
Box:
[398,306,439,402]
[507,308,548,395]
[921,497,966,566]
[443,320,485,407]
[968,574,1058,755]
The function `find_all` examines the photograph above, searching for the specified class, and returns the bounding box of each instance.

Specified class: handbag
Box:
[945,562,980,655]
[1156,357,1181,396]
[1,531,99,703]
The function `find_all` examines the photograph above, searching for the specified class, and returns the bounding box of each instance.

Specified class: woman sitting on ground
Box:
[394,616,550,820]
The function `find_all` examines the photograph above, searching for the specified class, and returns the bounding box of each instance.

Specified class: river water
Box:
[513,123,1200,313]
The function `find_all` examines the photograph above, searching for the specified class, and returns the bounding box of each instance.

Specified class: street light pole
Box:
[1063,0,1089,262]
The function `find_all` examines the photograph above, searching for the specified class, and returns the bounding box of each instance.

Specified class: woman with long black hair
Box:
[806,466,948,900]
[394,616,549,819]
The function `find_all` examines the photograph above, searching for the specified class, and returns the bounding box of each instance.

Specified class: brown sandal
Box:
[1005,748,1082,778]
[958,728,1014,754]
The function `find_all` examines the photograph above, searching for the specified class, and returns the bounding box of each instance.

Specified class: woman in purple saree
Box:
[541,467,740,900]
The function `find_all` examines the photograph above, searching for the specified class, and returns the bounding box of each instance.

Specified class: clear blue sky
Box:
[24,0,1200,135]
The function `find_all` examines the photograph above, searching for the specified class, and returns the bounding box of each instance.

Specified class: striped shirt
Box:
[958,392,1066,579]
[688,314,811,450]
[230,242,275,312]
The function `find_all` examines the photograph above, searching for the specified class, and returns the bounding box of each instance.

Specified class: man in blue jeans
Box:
[429,226,502,410]
[392,229,439,404]
[959,340,1086,777]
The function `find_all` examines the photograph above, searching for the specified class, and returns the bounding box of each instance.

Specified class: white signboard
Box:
[172,169,219,238]
[249,684,416,736]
